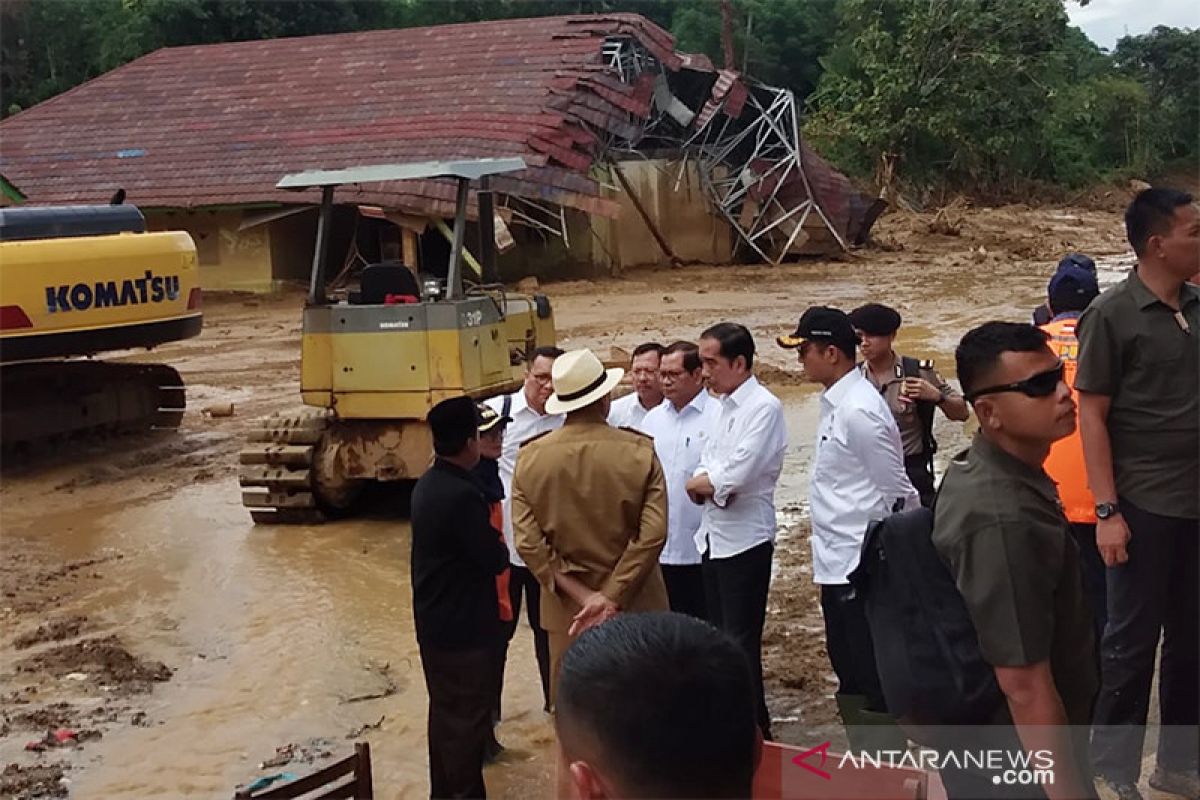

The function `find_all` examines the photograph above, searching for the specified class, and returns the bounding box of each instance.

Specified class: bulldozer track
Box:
[239,411,330,525]
[1,361,187,454]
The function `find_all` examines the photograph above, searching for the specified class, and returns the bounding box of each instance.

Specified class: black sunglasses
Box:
[966,362,1065,402]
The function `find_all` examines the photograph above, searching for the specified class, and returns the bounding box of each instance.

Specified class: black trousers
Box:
[1068,522,1107,644]
[819,583,888,712]
[904,454,936,508]
[703,541,773,737]
[419,644,493,799]
[497,564,551,715]
[662,563,707,620]
[1091,499,1199,784]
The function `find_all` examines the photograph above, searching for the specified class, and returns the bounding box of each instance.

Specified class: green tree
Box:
[1112,25,1200,162]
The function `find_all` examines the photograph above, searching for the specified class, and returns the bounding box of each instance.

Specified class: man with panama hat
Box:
[512,348,669,704]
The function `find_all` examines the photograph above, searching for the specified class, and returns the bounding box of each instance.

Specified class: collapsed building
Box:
[0,14,881,291]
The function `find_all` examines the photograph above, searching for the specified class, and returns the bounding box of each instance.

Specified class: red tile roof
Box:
[0,14,691,218]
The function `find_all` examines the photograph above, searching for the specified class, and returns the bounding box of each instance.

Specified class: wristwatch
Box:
[1095,502,1120,520]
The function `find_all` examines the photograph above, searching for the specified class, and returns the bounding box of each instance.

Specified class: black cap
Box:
[476,402,510,433]
[1056,253,1096,274]
[1047,263,1100,313]
[777,306,859,353]
[428,396,481,444]
[848,303,902,336]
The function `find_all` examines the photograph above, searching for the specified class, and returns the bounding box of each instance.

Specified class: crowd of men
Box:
[409,187,1198,799]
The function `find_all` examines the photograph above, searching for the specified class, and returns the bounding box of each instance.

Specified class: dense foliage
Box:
[1,0,1195,191]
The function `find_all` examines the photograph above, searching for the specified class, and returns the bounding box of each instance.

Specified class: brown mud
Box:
[0,202,1136,797]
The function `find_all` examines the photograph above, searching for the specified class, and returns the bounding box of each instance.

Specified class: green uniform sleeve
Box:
[941,519,1064,667]
[1074,304,1119,395]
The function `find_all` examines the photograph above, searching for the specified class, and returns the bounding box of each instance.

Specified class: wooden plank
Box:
[248,756,355,798]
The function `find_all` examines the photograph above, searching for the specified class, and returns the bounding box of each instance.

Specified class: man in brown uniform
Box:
[512,348,669,703]
[849,303,970,506]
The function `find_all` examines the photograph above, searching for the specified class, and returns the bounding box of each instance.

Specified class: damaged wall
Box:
[146,210,274,292]
[592,157,733,271]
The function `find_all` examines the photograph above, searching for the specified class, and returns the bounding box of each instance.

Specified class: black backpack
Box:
[848,506,1004,744]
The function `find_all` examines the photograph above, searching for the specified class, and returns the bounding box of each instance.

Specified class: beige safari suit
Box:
[512,412,669,702]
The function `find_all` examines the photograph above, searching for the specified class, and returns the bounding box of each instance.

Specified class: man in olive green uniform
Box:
[512,348,669,704]
[849,303,970,506]
[1077,188,1199,800]
[933,322,1097,800]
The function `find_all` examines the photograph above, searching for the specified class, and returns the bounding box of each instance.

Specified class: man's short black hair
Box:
[529,345,565,364]
[956,322,1050,398]
[700,322,755,369]
[556,612,758,798]
[1125,187,1194,256]
[663,340,701,373]
[631,342,666,360]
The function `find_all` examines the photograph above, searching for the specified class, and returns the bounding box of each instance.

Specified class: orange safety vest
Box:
[1040,317,1096,524]
[490,501,514,622]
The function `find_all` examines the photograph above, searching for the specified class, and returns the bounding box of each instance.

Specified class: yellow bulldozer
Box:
[0,204,202,452]
[240,158,556,523]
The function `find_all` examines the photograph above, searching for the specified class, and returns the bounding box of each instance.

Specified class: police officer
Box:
[512,348,669,704]
[848,303,970,506]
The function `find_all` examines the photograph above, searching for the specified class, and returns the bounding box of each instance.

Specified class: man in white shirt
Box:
[778,306,917,745]
[684,322,787,739]
[607,342,665,430]
[640,341,721,620]
[485,345,564,714]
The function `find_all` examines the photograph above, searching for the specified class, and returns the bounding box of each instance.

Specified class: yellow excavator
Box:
[0,204,202,452]
[239,158,556,523]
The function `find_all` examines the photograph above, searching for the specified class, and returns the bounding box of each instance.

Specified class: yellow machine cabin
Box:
[0,204,202,448]
[240,159,556,523]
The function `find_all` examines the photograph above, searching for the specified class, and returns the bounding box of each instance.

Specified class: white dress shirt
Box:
[810,369,919,585]
[694,376,788,559]
[607,391,660,431]
[485,390,564,567]
[641,390,721,565]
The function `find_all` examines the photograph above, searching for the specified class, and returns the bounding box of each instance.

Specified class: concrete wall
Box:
[591,157,733,272]
[147,209,274,292]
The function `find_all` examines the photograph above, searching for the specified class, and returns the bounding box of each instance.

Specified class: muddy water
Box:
[1,481,555,798]
[1,233,1139,798]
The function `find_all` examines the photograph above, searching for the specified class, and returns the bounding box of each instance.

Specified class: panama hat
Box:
[544,349,624,415]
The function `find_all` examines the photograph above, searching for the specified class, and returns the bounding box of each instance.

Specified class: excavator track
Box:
[0,361,186,453]
[239,411,331,525]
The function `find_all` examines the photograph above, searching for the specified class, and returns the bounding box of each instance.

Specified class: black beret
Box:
[848,303,902,335]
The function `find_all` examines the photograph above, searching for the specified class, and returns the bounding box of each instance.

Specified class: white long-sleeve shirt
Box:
[693,376,788,559]
[485,390,563,567]
[641,390,722,565]
[810,369,920,585]
[607,391,661,431]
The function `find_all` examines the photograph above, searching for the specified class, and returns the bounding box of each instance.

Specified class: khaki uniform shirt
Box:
[933,434,1098,727]
[1075,270,1200,519]
[860,353,958,457]
[512,417,669,632]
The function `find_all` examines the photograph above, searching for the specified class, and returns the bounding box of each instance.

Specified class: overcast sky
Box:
[1067,0,1198,50]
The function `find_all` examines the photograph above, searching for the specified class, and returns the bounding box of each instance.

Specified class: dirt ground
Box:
[0,201,1137,798]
